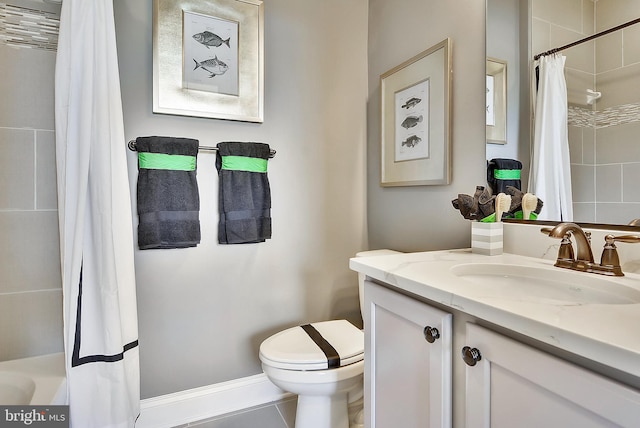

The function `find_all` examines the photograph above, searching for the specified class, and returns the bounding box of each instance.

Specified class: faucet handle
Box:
[600,234,640,273]
[600,235,620,268]
[608,234,640,244]
[542,227,575,260]
[557,234,575,261]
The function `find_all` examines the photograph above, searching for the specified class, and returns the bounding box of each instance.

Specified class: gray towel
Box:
[136,136,201,249]
[216,142,272,244]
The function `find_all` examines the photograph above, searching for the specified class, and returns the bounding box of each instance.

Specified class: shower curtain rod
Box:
[534,17,640,60]
[128,140,276,158]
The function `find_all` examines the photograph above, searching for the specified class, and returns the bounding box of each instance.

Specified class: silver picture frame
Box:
[380,38,452,186]
[486,57,507,145]
[153,0,264,123]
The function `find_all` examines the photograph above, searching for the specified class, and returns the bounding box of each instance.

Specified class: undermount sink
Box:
[450,263,640,305]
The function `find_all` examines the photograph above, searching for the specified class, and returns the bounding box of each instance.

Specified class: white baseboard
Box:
[136,373,293,428]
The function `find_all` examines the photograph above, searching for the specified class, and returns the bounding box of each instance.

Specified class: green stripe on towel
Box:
[138,152,196,171]
[221,155,268,173]
[493,169,521,180]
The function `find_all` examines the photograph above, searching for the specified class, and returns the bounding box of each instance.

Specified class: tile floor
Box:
[173,398,297,428]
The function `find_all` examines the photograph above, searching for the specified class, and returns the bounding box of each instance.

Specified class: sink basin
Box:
[450,263,640,305]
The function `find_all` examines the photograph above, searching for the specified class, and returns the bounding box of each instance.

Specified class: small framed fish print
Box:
[394,79,430,162]
[380,38,452,187]
[153,0,264,122]
[182,11,239,96]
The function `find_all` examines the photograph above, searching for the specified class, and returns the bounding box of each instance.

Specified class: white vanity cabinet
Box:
[365,279,640,428]
[364,280,453,428]
[464,323,640,428]
[353,250,640,427]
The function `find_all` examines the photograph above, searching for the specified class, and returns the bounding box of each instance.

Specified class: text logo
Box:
[1,406,69,427]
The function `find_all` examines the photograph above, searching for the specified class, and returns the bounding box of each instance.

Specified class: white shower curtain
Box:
[55,1,140,427]
[529,54,573,221]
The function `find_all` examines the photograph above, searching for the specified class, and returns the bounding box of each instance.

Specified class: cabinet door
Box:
[464,323,640,428]
[364,280,452,428]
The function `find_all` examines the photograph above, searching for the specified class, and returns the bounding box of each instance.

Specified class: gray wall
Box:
[588,0,640,224]
[367,0,487,252]
[0,0,63,362]
[114,0,369,398]
[1,0,490,401]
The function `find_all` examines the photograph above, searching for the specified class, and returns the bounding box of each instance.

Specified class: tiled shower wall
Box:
[550,0,640,224]
[0,1,63,361]
[590,0,640,224]
[534,0,640,224]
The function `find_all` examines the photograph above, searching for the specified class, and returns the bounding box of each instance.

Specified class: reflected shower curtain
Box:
[529,54,573,221]
[55,1,140,427]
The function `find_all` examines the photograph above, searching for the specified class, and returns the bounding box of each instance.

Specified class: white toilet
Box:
[259,249,400,428]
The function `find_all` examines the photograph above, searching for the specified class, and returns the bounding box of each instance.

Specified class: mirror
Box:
[485,0,530,191]
[486,0,640,227]
[486,58,507,144]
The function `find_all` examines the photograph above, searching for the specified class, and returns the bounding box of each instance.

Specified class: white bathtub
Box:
[0,353,67,405]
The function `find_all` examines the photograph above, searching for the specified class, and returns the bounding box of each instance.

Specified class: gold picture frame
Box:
[153,0,264,122]
[380,38,452,187]
[486,58,507,144]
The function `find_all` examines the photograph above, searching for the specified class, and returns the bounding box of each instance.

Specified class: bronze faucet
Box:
[542,222,640,277]
[547,223,594,265]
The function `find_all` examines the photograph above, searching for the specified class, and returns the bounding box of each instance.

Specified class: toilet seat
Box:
[259,319,364,371]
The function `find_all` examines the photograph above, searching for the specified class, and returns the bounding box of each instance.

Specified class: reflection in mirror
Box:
[530,53,573,222]
[485,0,530,189]
[486,58,507,144]
[487,0,640,227]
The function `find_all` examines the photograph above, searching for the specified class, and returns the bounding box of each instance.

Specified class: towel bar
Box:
[128,140,276,158]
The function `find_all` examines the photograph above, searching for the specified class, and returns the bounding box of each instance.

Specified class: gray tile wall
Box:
[0,2,63,361]
[545,0,640,224]
[592,0,640,223]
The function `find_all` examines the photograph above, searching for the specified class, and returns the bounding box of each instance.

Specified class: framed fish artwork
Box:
[182,11,239,96]
[380,38,452,186]
[394,79,430,162]
[153,0,264,122]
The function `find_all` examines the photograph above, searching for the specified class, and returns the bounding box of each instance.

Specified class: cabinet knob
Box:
[462,346,482,366]
[423,326,440,343]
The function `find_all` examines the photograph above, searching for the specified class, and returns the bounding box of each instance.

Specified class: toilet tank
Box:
[355,249,401,322]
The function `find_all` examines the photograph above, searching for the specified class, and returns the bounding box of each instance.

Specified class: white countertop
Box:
[350,249,640,381]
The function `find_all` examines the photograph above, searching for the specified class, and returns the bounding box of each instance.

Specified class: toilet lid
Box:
[259,319,364,370]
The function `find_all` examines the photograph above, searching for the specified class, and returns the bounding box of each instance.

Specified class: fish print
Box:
[401,115,423,129]
[402,135,421,148]
[402,97,422,109]
[192,31,230,49]
[193,56,229,78]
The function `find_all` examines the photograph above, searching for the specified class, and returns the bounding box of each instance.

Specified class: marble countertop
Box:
[350,249,640,381]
